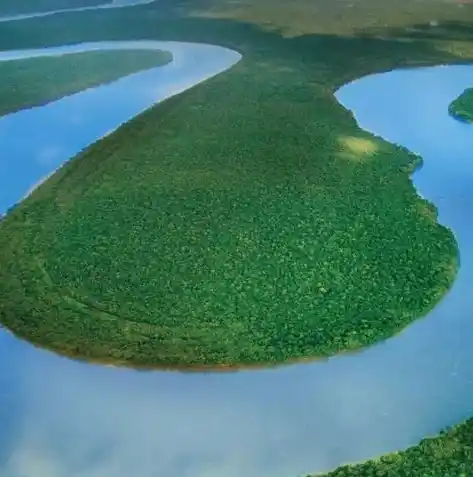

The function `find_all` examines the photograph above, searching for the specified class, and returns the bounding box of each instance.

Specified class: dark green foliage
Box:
[0,0,103,15]
[317,418,473,477]
[0,8,466,368]
[449,87,473,123]
[0,50,172,116]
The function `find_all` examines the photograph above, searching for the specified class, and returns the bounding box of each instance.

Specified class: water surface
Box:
[1,41,473,477]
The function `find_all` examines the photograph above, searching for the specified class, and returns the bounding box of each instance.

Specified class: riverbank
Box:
[0,49,171,116]
[316,417,473,476]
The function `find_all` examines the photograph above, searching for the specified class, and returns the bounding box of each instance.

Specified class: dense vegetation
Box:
[0,49,171,116]
[449,87,473,123]
[0,0,103,16]
[0,2,471,369]
[316,417,473,477]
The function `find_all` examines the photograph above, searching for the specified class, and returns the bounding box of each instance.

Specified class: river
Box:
[1,3,473,477]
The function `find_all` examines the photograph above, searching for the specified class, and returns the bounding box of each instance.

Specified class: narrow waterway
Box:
[1,9,473,477]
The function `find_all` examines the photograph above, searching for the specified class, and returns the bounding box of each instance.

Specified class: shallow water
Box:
[1,31,473,477]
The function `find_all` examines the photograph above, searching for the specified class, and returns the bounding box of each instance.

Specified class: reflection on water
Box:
[1,49,473,476]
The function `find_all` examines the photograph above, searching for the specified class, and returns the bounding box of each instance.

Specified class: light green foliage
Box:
[449,87,473,123]
[0,50,172,116]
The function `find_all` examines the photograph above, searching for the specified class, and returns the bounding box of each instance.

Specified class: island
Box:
[449,87,473,123]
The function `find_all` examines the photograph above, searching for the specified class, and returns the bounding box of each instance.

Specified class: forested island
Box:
[449,87,473,123]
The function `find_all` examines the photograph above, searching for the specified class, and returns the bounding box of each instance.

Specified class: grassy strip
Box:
[0,49,172,117]
[449,87,473,123]
[0,7,470,368]
[316,417,473,477]
[0,0,104,15]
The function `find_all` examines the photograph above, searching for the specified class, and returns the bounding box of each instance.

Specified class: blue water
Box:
[1,32,473,477]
